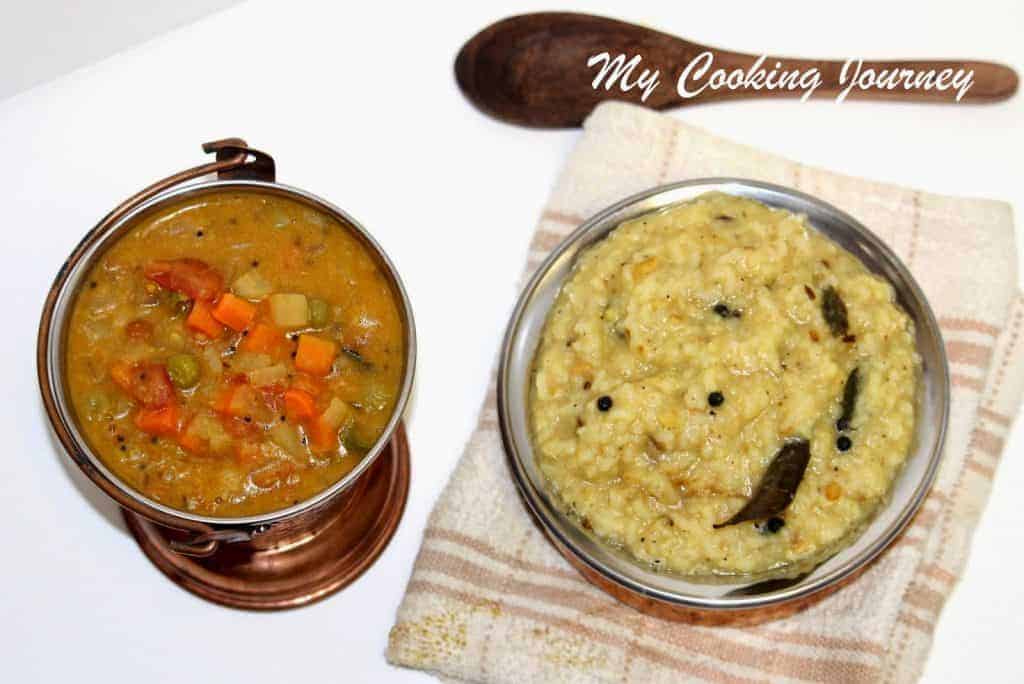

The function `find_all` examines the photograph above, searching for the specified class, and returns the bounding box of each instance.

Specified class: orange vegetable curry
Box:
[65,190,406,517]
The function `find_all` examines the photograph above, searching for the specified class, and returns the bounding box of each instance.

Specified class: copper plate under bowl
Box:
[124,424,410,610]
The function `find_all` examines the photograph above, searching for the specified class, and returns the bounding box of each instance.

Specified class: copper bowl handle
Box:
[101,139,276,229]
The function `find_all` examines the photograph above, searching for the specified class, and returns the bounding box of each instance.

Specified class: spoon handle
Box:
[455,13,1019,127]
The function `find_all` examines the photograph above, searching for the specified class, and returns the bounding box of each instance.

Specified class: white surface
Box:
[0,1,1021,682]
[0,0,240,99]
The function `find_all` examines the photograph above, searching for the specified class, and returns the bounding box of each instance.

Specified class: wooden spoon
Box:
[455,12,1019,127]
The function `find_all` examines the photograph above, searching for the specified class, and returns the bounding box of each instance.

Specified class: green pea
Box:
[308,298,330,328]
[167,354,201,388]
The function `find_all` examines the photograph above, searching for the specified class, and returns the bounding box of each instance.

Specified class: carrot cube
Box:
[283,388,318,422]
[294,334,336,376]
[134,404,181,437]
[305,416,338,452]
[305,397,350,452]
[186,300,224,339]
[212,293,257,331]
[239,322,283,355]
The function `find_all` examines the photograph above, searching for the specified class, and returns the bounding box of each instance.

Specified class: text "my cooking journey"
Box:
[587,51,975,103]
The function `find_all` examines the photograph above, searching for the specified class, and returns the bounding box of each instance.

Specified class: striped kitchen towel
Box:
[387,102,1022,683]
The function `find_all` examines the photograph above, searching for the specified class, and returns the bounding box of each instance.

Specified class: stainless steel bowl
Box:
[498,178,949,615]
[38,141,416,559]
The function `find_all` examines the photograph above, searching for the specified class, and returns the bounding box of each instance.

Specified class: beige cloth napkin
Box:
[387,102,1022,683]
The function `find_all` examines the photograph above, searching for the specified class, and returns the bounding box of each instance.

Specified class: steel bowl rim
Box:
[498,177,950,611]
[39,178,417,530]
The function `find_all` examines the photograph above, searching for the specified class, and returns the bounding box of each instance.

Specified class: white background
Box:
[1,1,1021,682]
[0,0,240,100]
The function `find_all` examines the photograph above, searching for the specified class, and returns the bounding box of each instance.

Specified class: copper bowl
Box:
[498,179,949,622]
[37,140,416,608]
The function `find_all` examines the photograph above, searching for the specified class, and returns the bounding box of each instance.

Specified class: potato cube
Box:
[269,293,309,328]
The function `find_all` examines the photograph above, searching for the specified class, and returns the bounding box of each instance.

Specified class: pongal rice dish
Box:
[529,192,919,580]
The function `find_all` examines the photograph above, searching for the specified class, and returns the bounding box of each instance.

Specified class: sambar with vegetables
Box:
[530,192,920,580]
[65,190,406,517]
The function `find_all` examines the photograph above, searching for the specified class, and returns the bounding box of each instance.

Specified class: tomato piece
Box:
[257,384,286,414]
[144,258,223,301]
[109,361,175,407]
[213,379,255,418]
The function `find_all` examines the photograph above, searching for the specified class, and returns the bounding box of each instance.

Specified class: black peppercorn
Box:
[764,517,785,533]
[597,396,613,412]
[708,391,724,407]
[713,302,741,318]
[836,435,852,452]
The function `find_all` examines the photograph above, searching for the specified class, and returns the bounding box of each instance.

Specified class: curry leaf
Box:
[836,367,859,432]
[821,286,849,337]
[713,439,811,529]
